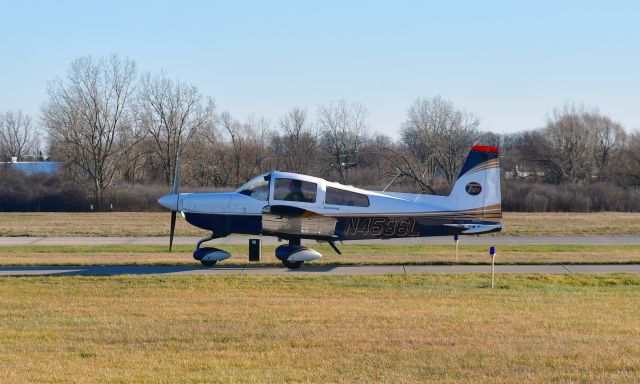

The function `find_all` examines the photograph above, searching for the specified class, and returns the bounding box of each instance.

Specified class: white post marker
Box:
[454,234,459,263]
[490,246,496,288]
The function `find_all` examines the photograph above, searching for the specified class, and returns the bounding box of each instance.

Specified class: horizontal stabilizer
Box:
[443,223,502,234]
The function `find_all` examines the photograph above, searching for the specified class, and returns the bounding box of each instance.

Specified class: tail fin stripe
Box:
[457,150,499,178]
[465,160,500,175]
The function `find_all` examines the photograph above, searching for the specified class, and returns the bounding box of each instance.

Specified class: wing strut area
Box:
[327,240,342,255]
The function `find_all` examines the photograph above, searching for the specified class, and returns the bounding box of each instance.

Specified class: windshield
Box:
[237,174,271,201]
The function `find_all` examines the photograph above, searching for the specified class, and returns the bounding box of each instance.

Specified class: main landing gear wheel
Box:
[275,240,322,270]
[282,260,303,269]
[200,259,217,267]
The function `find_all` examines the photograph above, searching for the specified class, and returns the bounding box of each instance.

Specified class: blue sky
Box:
[1,0,638,137]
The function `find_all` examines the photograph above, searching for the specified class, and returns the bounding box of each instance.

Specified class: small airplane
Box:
[158,145,502,269]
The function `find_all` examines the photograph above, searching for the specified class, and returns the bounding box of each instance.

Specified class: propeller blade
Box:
[169,210,177,252]
[172,153,180,195]
[169,152,180,251]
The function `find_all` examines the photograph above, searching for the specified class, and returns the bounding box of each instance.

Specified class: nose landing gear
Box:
[193,233,230,267]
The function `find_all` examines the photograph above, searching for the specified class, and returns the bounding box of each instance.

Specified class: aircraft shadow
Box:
[0,264,341,276]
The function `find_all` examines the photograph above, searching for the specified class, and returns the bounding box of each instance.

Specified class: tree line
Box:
[1,54,639,211]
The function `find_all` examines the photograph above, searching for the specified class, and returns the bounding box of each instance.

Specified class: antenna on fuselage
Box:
[383,171,403,191]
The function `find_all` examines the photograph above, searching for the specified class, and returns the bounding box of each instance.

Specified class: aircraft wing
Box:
[261,205,337,238]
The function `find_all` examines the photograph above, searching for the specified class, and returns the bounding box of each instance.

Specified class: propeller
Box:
[169,210,177,251]
[169,152,180,251]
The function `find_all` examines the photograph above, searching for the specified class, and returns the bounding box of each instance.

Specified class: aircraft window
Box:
[325,187,370,207]
[273,178,317,203]
[238,175,270,201]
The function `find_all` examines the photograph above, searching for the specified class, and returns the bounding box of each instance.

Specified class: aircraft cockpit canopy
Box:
[273,178,317,203]
[238,172,371,207]
[238,173,271,201]
[238,173,320,204]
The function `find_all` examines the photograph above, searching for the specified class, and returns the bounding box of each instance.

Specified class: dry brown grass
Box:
[2,212,640,237]
[0,212,202,237]
[503,212,640,236]
[1,274,639,383]
[1,244,639,266]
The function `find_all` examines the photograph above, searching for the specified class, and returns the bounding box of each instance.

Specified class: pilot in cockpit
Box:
[285,179,307,202]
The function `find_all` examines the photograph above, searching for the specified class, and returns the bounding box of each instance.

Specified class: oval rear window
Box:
[465,182,482,195]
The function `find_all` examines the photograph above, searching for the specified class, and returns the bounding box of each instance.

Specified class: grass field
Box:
[1,274,639,383]
[2,211,639,266]
[1,212,640,237]
[1,243,639,266]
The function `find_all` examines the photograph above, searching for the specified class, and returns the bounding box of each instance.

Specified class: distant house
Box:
[1,157,61,176]
[504,165,545,180]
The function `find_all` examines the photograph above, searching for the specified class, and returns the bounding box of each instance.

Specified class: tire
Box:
[282,260,303,269]
[200,259,217,267]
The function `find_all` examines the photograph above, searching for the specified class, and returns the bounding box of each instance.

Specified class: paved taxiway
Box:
[1,264,639,276]
[2,235,640,246]
[3,235,637,276]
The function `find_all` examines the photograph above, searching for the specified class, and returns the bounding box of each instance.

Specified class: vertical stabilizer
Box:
[448,146,501,220]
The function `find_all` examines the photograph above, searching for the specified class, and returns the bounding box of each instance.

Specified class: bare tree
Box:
[138,72,216,186]
[519,104,626,183]
[519,126,592,183]
[221,112,272,185]
[586,112,625,181]
[0,110,35,161]
[118,138,151,184]
[623,131,640,188]
[42,55,143,209]
[221,112,243,184]
[400,95,479,183]
[380,145,438,194]
[187,121,235,187]
[546,105,594,182]
[509,130,556,181]
[271,107,319,173]
[317,100,368,182]
[358,134,396,184]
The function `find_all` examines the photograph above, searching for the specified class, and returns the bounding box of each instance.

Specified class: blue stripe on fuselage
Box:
[183,212,262,236]
[183,212,500,240]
